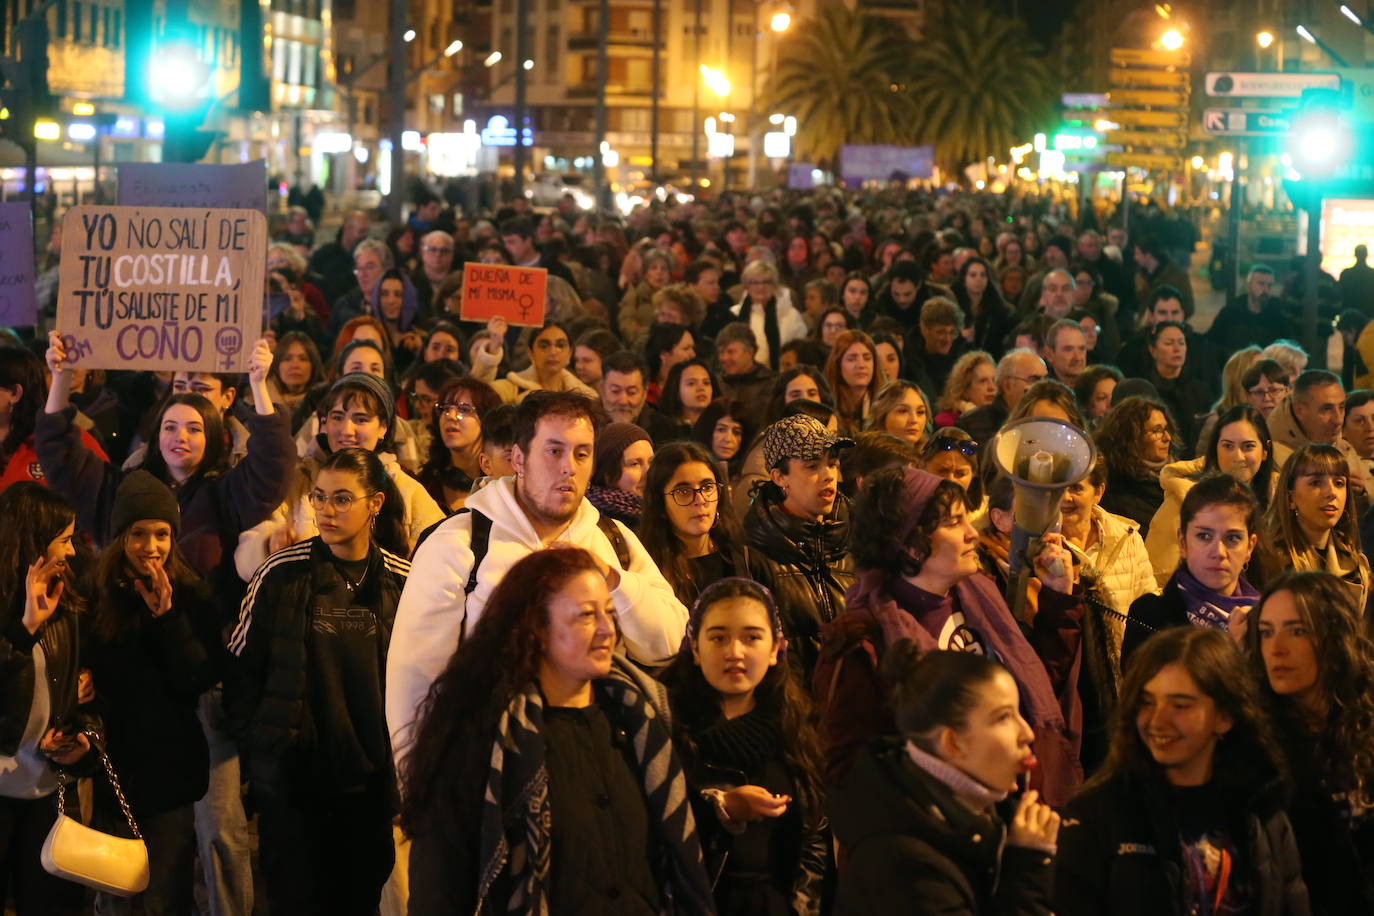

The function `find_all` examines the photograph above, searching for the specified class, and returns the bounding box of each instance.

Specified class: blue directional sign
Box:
[1202,108,1291,137]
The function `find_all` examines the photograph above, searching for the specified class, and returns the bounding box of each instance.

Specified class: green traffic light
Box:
[1286,110,1350,179]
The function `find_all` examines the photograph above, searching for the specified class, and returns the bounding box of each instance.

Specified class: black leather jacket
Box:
[743,485,855,678]
[1,601,86,758]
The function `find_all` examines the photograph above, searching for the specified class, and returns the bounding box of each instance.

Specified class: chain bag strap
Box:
[41,728,151,896]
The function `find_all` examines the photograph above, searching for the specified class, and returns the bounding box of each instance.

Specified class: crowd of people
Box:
[3,182,1374,915]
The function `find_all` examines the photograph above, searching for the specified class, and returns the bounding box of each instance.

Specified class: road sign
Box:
[1201,108,1292,136]
[1109,68,1189,89]
[1061,92,1108,108]
[1105,151,1185,171]
[1107,129,1187,149]
[1109,88,1189,108]
[1205,72,1341,98]
[1111,48,1191,68]
[1099,108,1188,129]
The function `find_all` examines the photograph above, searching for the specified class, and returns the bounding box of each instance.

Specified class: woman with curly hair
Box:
[1247,570,1374,913]
[660,578,829,915]
[1073,364,1124,427]
[814,466,1087,807]
[1055,627,1309,916]
[824,330,886,437]
[401,547,715,915]
[1094,395,1177,535]
[1250,444,1371,611]
[934,350,996,427]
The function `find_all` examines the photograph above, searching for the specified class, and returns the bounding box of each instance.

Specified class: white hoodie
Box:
[384,476,688,763]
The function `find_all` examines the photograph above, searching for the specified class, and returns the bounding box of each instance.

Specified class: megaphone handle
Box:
[1007,565,1034,627]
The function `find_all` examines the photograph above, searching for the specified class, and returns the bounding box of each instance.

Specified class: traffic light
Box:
[1285,89,1351,181]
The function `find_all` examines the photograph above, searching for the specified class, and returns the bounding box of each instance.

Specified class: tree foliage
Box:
[759,4,917,166]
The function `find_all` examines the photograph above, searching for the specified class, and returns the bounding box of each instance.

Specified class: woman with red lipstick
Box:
[84,471,221,915]
[662,578,829,915]
[1245,571,1374,914]
[226,448,409,916]
[1121,475,1261,664]
[1056,627,1310,916]
[1251,444,1371,613]
[830,643,1060,914]
[400,547,715,915]
[816,466,1087,807]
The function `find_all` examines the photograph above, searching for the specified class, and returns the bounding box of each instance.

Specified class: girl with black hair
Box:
[0,483,91,916]
[661,578,829,915]
[490,320,599,404]
[83,471,222,915]
[831,643,1059,914]
[1247,571,1374,914]
[226,448,410,916]
[951,255,1013,358]
[692,398,755,482]
[649,357,721,445]
[1056,627,1310,916]
[416,376,503,513]
[0,345,109,493]
[266,331,326,427]
[641,441,752,606]
[644,321,697,407]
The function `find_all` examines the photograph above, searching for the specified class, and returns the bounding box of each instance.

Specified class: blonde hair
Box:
[741,259,780,286]
[651,284,706,328]
[1263,445,1369,604]
[1213,345,1262,411]
[1261,340,1308,379]
[938,350,994,412]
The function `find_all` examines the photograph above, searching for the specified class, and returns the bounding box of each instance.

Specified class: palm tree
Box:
[907,3,1059,175]
[759,5,917,167]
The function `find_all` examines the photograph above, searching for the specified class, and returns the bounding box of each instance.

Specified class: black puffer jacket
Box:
[831,739,1054,915]
[1055,770,1311,916]
[224,537,409,799]
[743,485,854,678]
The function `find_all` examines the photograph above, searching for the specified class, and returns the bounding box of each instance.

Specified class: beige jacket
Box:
[1066,506,1159,660]
[490,366,599,405]
[1266,395,1365,489]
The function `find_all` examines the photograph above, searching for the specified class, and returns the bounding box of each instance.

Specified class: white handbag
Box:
[40,731,150,897]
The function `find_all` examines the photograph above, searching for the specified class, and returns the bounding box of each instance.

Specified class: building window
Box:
[56,0,66,40]
[72,1,82,41]
[88,4,98,44]
[111,8,119,47]
[101,6,110,46]
[545,24,558,80]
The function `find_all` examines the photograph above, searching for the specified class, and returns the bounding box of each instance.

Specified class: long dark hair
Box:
[0,346,44,462]
[690,398,755,478]
[952,255,1008,317]
[420,376,502,479]
[1088,626,1285,792]
[1246,570,1374,808]
[268,331,326,395]
[882,639,1009,752]
[1203,403,1276,511]
[399,547,604,835]
[658,579,825,829]
[639,442,747,605]
[657,358,720,424]
[316,448,408,557]
[0,482,81,619]
[763,365,835,427]
[89,528,197,642]
[644,321,692,384]
[138,393,229,484]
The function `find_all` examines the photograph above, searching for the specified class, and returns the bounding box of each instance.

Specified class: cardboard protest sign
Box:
[117,160,268,213]
[56,205,267,373]
[0,202,37,328]
[460,262,548,327]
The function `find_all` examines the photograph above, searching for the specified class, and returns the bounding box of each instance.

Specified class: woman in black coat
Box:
[84,472,222,915]
[831,643,1059,915]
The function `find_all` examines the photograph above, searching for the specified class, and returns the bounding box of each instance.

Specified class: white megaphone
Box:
[989,417,1097,616]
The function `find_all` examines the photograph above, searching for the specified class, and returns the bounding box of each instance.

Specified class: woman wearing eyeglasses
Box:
[1242,359,1292,419]
[1094,396,1177,536]
[417,377,504,514]
[235,374,444,579]
[226,447,410,916]
[639,441,752,607]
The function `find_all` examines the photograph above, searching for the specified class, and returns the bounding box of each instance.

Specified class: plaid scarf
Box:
[475,656,716,915]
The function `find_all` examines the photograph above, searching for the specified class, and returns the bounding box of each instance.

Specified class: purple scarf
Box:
[844,568,1084,805]
[1173,565,1259,632]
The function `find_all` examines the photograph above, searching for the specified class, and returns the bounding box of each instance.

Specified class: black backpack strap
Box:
[596,514,631,570]
[465,509,493,596]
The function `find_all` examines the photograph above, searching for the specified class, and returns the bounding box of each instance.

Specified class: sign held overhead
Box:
[460,262,548,327]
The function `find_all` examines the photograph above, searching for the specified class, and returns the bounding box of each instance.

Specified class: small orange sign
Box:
[460,262,548,327]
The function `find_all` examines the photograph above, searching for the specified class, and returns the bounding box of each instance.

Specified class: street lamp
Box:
[701,65,731,98]
[1340,4,1362,25]
[444,40,463,58]
[1296,24,1350,65]
[1256,30,1275,48]
[485,51,502,67]
[1160,28,1185,50]
[770,11,791,32]
[403,29,416,43]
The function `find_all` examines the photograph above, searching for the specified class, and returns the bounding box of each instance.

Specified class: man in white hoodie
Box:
[385,391,688,764]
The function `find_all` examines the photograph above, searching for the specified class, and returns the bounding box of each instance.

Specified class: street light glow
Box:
[522,59,534,70]
[770,11,791,32]
[1160,29,1184,50]
[444,40,463,57]
[1341,5,1362,25]
[1297,25,1316,44]
[769,113,784,124]
[485,51,502,67]
[700,65,731,97]
[1190,155,1205,169]
[1299,126,1337,163]
[1256,30,1275,48]
[403,29,416,42]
